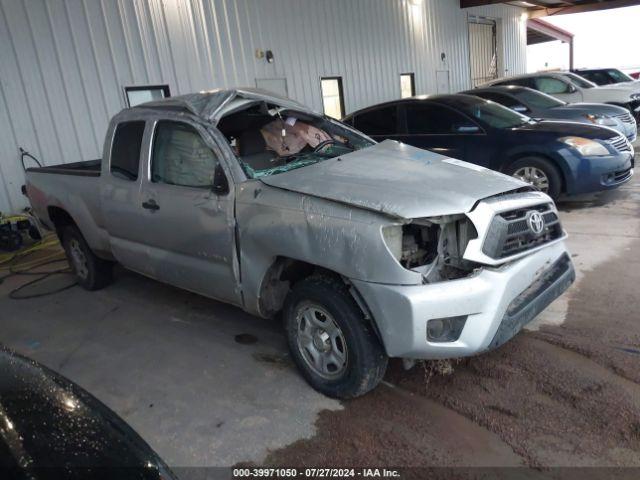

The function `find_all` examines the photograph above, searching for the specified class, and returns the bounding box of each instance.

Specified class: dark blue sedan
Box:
[342,94,634,199]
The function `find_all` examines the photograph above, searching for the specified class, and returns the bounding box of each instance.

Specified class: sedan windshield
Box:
[459,97,531,129]
[218,104,374,178]
[515,89,566,109]
[563,73,596,89]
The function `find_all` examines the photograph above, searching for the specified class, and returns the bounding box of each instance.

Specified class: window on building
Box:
[110,121,146,180]
[353,106,398,136]
[320,77,345,119]
[151,121,221,188]
[405,103,478,134]
[400,73,415,98]
[124,84,171,107]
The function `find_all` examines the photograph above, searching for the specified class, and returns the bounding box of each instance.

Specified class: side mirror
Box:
[212,164,229,195]
[512,104,529,113]
[455,124,481,134]
[567,84,577,93]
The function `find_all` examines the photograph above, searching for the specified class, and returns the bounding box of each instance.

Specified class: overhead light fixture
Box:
[409,0,423,6]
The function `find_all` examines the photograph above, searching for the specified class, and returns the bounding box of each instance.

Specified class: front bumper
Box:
[560,149,634,195]
[351,241,574,359]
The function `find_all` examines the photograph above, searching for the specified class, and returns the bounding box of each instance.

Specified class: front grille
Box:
[482,203,563,259]
[607,135,632,154]
[613,112,635,125]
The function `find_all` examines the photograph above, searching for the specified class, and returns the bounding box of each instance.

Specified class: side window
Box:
[405,103,478,134]
[151,121,220,188]
[534,77,571,94]
[110,121,146,181]
[353,106,398,135]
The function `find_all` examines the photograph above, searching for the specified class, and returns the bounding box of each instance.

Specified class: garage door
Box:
[468,16,498,87]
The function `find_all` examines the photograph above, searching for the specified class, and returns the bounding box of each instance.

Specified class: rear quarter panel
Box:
[26,172,111,255]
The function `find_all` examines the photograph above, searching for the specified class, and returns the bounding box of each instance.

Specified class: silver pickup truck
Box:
[25,88,575,398]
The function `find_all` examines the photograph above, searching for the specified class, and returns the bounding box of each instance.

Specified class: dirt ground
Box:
[256,182,640,473]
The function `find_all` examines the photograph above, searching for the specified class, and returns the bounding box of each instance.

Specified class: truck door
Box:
[135,119,240,305]
[100,120,155,276]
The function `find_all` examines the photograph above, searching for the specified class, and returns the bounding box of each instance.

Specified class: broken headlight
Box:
[382,223,438,269]
[382,217,478,273]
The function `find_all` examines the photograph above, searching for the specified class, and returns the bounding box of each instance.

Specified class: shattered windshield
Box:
[217,103,374,179]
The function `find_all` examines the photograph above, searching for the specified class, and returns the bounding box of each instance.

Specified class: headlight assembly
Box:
[381,225,402,261]
[631,93,640,101]
[560,136,610,157]
[585,113,617,127]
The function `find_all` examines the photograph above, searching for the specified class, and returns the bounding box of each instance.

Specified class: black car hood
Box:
[511,120,619,140]
[0,347,175,479]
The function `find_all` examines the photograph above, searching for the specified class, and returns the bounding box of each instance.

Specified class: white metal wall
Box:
[0,0,526,213]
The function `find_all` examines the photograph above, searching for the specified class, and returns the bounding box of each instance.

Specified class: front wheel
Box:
[505,156,562,199]
[283,276,388,399]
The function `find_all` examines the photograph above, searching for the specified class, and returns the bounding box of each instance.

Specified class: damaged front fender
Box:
[235,181,423,317]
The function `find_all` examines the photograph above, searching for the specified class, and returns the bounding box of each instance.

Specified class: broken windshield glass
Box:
[217,103,374,179]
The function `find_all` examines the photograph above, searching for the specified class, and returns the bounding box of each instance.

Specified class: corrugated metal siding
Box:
[0,0,526,213]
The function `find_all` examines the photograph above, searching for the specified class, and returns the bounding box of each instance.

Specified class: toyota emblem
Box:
[527,211,545,235]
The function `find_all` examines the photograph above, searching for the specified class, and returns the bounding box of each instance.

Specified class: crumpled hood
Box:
[259,140,528,219]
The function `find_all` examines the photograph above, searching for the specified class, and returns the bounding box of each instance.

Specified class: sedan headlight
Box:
[560,136,610,157]
[631,93,640,100]
[585,113,617,127]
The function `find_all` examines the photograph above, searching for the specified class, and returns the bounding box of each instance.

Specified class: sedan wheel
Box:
[512,166,550,193]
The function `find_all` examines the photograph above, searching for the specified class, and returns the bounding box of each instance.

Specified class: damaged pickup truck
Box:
[25,89,575,398]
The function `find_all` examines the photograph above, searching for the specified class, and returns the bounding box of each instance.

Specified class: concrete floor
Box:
[1,171,639,467]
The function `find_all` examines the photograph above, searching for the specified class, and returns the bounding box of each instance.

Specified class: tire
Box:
[62,226,113,291]
[505,156,563,199]
[283,275,388,399]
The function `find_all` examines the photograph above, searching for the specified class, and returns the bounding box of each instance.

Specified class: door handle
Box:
[142,199,160,211]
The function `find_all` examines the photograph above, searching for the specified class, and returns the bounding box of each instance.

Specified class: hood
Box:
[259,140,528,219]
[602,81,640,90]
[512,119,620,140]
[586,86,638,102]
[554,102,630,117]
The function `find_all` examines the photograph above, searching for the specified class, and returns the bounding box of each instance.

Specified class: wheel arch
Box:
[256,256,385,348]
[47,206,79,239]
[502,151,568,194]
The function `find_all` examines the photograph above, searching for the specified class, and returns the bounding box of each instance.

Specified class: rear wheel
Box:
[283,276,388,399]
[505,156,562,199]
[62,226,113,291]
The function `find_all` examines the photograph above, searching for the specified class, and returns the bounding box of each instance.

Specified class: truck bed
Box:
[26,159,101,177]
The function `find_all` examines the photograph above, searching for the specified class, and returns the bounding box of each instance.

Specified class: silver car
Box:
[466,85,637,142]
